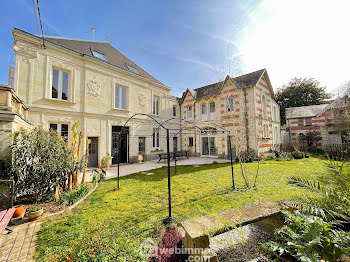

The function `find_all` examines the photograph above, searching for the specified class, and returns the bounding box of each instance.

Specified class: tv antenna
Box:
[86,26,95,40]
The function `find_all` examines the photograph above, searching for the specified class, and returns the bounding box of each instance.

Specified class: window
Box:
[305,118,311,126]
[115,85,127,109]
[188,105,193,118]
[91,50,107,61]
[273,106,277,121]
[274,126,278,143]
[153,96,159,115]
[201,103,207,121]
[298,118,304,126]
[127,64,139,74]
[138,137,145,153]
[173,106,176,117]
[153,128,160,149]
[188,137,194,147]
[52,68,69,101]
[227,97,234,113]
[263,124,269,138]
[50,123,69,143]
[262,96,267,118]
[209,101,216,120]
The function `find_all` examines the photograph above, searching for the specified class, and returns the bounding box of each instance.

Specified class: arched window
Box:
[201,103,208,121]
[227,97,234,113]
[262,96,267,119]
[209,101,216,120]
[273,106,277,121]
[188,105,193,118]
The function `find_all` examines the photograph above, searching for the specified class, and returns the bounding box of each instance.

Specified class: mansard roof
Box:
[13,28,165,86]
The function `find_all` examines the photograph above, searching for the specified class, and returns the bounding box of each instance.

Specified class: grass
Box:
[36,156,329,261]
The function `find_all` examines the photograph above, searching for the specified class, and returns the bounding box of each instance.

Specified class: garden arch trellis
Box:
[114,113,236,224]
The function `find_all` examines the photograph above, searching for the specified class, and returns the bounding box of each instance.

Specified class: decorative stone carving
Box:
[46,115,72,122]
[87,79,101,97]
[138,94,146,108]
[115,78,128,87]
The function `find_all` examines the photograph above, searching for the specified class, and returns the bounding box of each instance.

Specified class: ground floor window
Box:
[153,129,160,149]
[49,123,68,143]
[188,137,194,147]
[138,137,145,153]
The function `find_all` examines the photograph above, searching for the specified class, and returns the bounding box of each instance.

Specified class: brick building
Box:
[179,69,280,157]
[285,96,350,147]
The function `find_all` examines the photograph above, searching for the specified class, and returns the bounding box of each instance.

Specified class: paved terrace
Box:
[86,157,230,181]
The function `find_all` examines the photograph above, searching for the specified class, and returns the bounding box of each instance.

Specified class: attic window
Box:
[92,50,107,61]
[127,65,139,74]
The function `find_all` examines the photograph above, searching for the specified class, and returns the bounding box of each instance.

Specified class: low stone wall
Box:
[180,200,282,262]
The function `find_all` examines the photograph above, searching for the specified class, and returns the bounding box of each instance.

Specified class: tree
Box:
[276,77,330,125]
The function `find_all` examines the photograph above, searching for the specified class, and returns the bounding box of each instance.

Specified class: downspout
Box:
[243,89,250,151]
[194,100,197,156]
[180,101,182,151]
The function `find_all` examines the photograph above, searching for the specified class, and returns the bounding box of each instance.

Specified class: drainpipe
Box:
[194,101,197,156]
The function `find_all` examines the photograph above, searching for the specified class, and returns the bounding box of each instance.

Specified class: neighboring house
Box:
[11,28,180,166]
[0,84,31,163]
[179,69,281,157]
[285,97,350,147]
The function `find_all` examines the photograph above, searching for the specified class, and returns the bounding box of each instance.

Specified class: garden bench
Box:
[0,208,15,235]
[173,151,189,159]
[158,153,174,162]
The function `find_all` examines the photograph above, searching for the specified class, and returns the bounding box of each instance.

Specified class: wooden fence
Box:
[323,144,350,160]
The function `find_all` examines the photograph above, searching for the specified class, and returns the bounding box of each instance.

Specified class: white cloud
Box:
[236,0,350,93]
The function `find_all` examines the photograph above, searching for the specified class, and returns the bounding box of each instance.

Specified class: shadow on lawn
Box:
[117,162,232,183]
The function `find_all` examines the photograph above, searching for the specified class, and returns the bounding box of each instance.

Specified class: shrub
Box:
[91,171,106,184]
[60,184,89,206]
[291,150,304,159]
[260,211,350,262]
[9,127,77,201]
[101,155,112,169]
[151,225,188,262]
[56,224,143,261]
[262,153,276,161]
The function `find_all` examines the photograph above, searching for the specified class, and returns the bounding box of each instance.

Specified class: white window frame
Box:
[227,97,234,113]
[188,105,193,118]
[201,103,208,121]
[153,128,160,150]
[49,123,69,143]
[51,68,69,101]
[209,101,216,120]
[153,96,159,115]
[114,85,127,110]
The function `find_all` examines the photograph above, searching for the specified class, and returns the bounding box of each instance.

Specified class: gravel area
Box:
[210,224,272,262]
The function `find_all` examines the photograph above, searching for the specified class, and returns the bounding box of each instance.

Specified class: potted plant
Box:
[13,204,26,218]
[137,152,144,163]
[26,204,44,221]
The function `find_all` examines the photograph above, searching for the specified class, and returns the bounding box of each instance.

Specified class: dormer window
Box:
[91,50,107,61]
[127,64,139,74]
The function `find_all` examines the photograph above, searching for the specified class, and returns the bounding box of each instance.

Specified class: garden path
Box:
[0,220,41,262]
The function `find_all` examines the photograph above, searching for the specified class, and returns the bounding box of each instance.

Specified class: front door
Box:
[88,137,98,167]
[112,126,129,164]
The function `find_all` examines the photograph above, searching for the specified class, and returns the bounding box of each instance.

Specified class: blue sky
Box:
[1,0,350,97]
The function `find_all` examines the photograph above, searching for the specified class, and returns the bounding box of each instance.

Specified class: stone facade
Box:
[0,85,31,163]
[179,70,280,157]
[12,28,180,166]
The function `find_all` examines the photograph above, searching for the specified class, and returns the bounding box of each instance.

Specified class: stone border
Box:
[45,182,98,219]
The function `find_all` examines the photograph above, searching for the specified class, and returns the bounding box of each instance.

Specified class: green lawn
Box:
[36,157,329,261]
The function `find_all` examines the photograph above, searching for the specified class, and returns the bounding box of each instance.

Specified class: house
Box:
[5,28,280,167]
[179,69,281,157]
[285,96,350,147]
[0,84,31,163]
[11,28,180,166]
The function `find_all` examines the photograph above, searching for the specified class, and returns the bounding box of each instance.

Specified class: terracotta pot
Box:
[13,204,25,218]
[27,208,44,221]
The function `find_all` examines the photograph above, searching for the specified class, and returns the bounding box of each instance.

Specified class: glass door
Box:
[202,136,216,156]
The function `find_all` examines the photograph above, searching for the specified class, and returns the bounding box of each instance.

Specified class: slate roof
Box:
[285,104,328,119]
[189,69,266,100]
[317,96,350,116]
[14,28,165,86]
